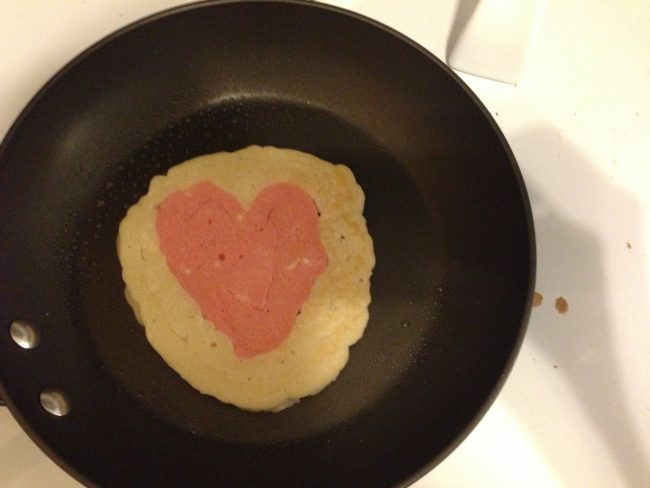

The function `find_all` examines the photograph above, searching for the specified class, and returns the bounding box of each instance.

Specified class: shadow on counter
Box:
[511,125,649,486]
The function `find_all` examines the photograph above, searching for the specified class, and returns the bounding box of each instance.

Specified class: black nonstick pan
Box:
[0,1,535,486]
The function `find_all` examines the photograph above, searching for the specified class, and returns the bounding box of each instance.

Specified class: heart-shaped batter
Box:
[156,181,327,358]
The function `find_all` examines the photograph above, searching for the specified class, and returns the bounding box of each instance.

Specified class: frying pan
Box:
[0,1,535,486]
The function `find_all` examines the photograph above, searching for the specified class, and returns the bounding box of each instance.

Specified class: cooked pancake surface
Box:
[118,145,375,411]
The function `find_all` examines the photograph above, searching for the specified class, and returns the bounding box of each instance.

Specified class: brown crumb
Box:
[627,241,632,249]
[555,297,569,315]
[533,292,543,307]
[553,364,558,369]
[210,342,217,348]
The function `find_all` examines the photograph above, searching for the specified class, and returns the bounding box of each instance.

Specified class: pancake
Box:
[117,145,375,411]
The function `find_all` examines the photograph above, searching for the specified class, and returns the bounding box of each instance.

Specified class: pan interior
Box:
[74,98,443,444]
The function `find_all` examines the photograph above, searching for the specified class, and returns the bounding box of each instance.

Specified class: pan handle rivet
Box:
[39,388,71,417]
[9,320,41,349]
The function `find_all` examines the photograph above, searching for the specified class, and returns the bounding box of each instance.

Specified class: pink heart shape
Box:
[156,181,328,358]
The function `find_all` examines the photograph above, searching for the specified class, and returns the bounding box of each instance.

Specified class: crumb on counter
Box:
[555,297,568,315]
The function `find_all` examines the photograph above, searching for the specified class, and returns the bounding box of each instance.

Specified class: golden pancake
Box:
[117,145,375,411]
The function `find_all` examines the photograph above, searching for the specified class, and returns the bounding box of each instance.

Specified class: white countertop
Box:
[1,1,649,487]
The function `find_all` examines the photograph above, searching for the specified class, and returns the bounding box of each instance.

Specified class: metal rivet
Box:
[10,320,41,349]
[39,388,71,417]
